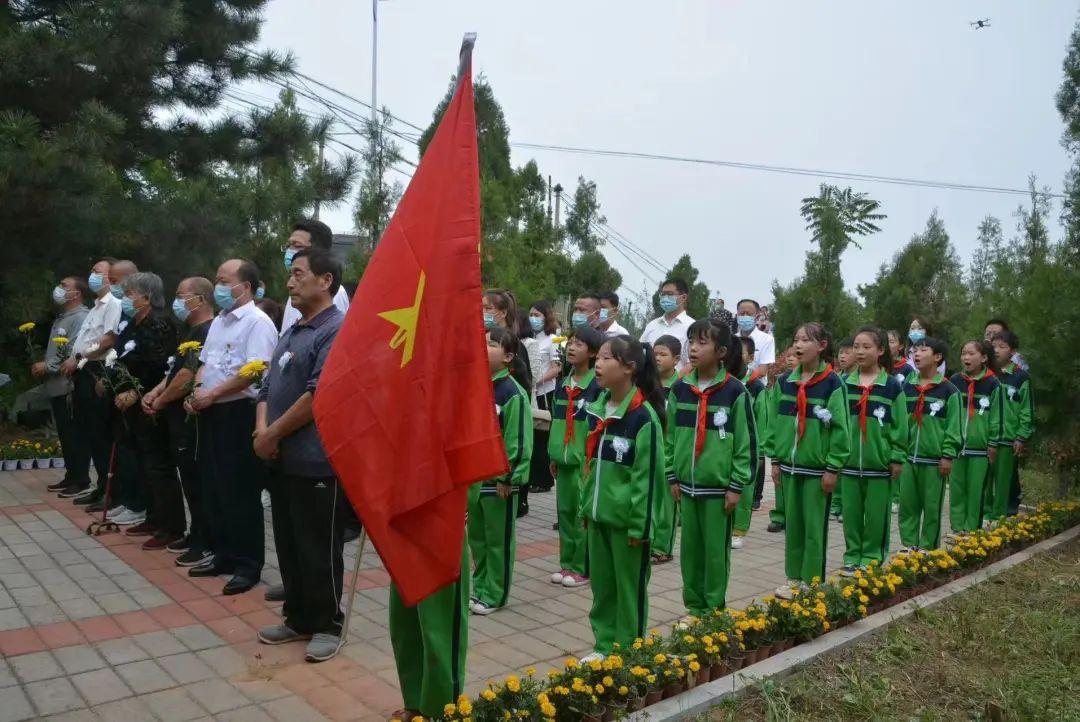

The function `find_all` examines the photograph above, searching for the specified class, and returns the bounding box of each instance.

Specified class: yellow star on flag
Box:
[378,270,426,368]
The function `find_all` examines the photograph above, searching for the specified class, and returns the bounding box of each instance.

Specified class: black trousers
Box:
[71,367,112,485]
[753,456,768,506]
[164,404,207,551]
[49,394,89,487]
[270,472,348,635]
[113,419,146,515]
[528,390,555,491]
[124,406,184,536]
[197,399,265,579]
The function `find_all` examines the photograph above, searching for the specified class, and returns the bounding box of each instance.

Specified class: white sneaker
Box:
[261,490,271,509]
[550,570,566,584]
[839,565,857,577]
[471,600,497,616]
[579,652,605,665]
[105,505,129,520]
[561,573,589,588]
[731,536,745,550]
[113,509,146,526]
[774,580,801,599]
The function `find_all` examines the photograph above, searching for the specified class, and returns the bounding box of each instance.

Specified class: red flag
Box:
[314,35,507,606]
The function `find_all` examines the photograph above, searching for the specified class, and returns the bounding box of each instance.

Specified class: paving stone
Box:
[57,598,104,620]
[184,679,250,714]
[9,651,64,683]
[215,705,274,722]
[195,646,247,678]
[129,588,171,608]
[141,688,206,722]
[89,697,155,721]
[95,593,139,615]
[0,608,28,630]
[70,668,131,706]
[114,659,175,694]
[171,624,225,652]
[261,696,327,722]
[132,630,186,657]
[24,677,85,716]
[95,638,150,666]
[53,646,106,675]
[39,709,100,722]
[21,603,67,626]
[0,685,36,722]
[158,652,217,684]
[0,660,17,688]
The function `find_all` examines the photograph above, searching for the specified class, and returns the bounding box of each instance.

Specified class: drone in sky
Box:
[971,18,991,30]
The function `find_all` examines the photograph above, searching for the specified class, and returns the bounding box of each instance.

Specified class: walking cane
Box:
[339,527,368,644]
[86,443,120,536]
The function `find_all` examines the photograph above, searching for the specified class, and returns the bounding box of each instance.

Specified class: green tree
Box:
[564,177,606,253]
[351,107,406,275]
[968,215,1003,298]
[651,254,710,320]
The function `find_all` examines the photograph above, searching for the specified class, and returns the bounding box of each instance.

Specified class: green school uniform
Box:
[547,369,601,576]
[665,369,753,617]
[579,388,665,654]
[839,370,909,567]
[733,368,768,535]
[467,369,532,608]
[651,370,682,557]
[988,363,1034,520]
[948,369,1003,532]
[763,362,852,584]
[898,374,961,549]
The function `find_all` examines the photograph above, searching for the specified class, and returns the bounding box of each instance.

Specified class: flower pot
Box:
[1,460,17,471]
[709,662,728,681]
[17,459,33,470]
[35,458,51,469]
[779,638,795,652]
[629,695,646,712]
[662,680,685,699]
[583,708,605,722]
[644,690,663,707]
[727,653,746,671]
[760,642,777,660]
[603,701,626,721]
[51,457,65,468]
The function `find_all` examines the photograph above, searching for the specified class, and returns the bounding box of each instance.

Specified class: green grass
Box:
[708,539,1080,721]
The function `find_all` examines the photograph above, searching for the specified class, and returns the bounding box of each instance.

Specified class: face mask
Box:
[571,312,588,328]
[110,285,124,300]
[255,286,265,300]
[483,312,497,329]
[52,286,69,305]
[284,248,297,271]
[88,273,105,293]
[529,316,544,333]
[214,283,238,311]
[908,329,926,343]
[172,298,190,322]
[598,308,610,323]
[737,315,756,332]
[121,297,136,318]
[659,295,679,313]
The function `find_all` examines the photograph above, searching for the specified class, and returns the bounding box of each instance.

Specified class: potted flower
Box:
[34,441,52,469]
[0,443,15,471]
[15,440,35,470]
[621,635,663,706]
[50,440,65,469]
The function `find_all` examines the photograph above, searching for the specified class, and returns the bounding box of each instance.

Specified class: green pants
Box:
[898,463,946,549]
[653,485,679,556]
[554,464,587,575]
[587,521,650,655]
[989,446,1016,521]
[680,495,734,617]
[830,477,843,515]
[839,474,891,567]
[769,464,786,525]
[467,486,517,607]
[782,474,831,584]
[389,543,469,718]
[732,459,763,534]
[950,456,990,533]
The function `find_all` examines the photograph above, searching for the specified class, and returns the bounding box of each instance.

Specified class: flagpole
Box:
[340,528,368,643]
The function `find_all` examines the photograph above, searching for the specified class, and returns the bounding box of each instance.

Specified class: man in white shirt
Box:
[640,278,695,368]
[185,258,278,596]
[735,298,776,371]
[597,291,630,338]
[279,219,350,335]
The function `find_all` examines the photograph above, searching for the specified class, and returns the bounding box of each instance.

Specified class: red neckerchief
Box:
[584,390,644,471]
[744,367,764,387]
[563,380,585,445]
[912,380,939,427]
[893,358,909,372]
[689,373,730,458]
[795,364,834,439]
[856,383,873,440]
[961,369,995,419]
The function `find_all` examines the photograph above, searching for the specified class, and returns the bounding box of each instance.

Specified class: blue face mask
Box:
[284,248,297,271]
[110,285,124,300]
[908,329,926,343]
[598,308,610,323]
[483,312,497,329]
[214,284,237,311]
[120,297,136,318]
[529,316,544,333]
[255,286,265,300]
[172,298,190,322]
[659,295,679,313]
[88,272,105,294]
[737,315,756,332]
[571,312,588,328]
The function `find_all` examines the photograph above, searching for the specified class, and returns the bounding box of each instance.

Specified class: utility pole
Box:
[313,134,325,220]
[553,183,564,241]
[547,175,553,223]
[370,0,382,246]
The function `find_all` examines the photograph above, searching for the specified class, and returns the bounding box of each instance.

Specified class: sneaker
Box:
[47,479,74,492]
[766,521,785,533]
[166,535,190,553]
[261,490,271,509]
[257,624,311,645]
[305,632,343,662]
[579,652,605,665]
[839,565,858,576]
[113,509,146,526]
[105,505,129,520]
[175,549,213,567]
[751,500,762,511]
[57,484,89,499]
[73,488,101,506]
[470,600,497,616]
[561,573,589,588]
[142,534,181,551]
[731,536,745,550]
[774,581,801,599]
[550,570,568,584]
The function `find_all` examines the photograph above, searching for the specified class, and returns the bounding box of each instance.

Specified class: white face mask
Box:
[52,286,70,305]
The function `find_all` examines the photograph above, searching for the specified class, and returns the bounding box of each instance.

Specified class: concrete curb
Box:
[629,523,1080,721]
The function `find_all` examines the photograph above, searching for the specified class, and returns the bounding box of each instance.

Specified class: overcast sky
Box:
[249,0,1077,309]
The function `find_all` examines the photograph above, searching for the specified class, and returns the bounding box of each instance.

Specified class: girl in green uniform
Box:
[547,326,603,588]
[948,340,1002,534]
[666,319,753,618]
[579,336,666,660]
[831,337,856,520]
[651,334,683,563]
[987,330,1033,521]
[839,327,908,572]
[732,335,767,550]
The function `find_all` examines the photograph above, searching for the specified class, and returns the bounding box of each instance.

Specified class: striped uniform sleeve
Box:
[729,390,754,493]
[628,415,660,542]
[988,384,1003,447]
[500,389,533,487]
[942,392,962,459]
[825,383,852,473]
[664,387,678,485]
[1016,376,1034,442]
[889,387,910,464]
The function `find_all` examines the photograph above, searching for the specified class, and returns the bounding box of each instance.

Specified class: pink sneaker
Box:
[550,570,569,584]
[561,573,589,588]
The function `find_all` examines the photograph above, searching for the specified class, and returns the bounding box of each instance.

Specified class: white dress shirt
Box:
[72,293,121,356]
[602,320,630,339]
[199,301,279,403]
[640,311,695,366]
[533,332,558,397]
[740,327,776,367]
[280,285,350,336]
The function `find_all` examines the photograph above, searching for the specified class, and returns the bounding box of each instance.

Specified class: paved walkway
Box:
[0,466,873,721]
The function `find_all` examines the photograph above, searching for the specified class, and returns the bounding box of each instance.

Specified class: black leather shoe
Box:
[188,562,233,578]
[48,479,74,492]
[76,490,104,507]
[766,521,785,533]
[223,576,257,596]
[264,584,286,602]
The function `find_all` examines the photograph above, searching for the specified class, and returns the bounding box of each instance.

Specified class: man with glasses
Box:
[279,220,350,335]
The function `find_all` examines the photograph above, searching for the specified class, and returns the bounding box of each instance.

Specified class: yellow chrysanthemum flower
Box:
[444,703,456,716]
[18,322,35,333]
[239,359,268,381]
[52,336,70,346]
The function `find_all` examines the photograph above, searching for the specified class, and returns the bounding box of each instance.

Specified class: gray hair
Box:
[123,272,166,310]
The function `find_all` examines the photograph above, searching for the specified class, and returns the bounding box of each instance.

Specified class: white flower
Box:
[120,339,136,357]
[104,349,118,368]
[895,373,906,384]
[166,355,176,372]
[978,396,990,415]
[117,320,128,333]
[56,327,67,336]
[279,351,293,369]
[813,405,832,426]
[929,400,943,416]
[714,409,729,439]
[873,406,886,426]
[1007,386,1017,400]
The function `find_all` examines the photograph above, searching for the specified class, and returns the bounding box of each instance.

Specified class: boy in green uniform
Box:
[988,331,1033,521]
[898,337,961,550]
[666,319,753,618]
[764,347,798,534]
[948,340,1003,534]
[763,324,851,597]
[468,328,532,615]
[547,326,603,588]
[830,337,856,520]
[651,334,682,563]
[839,327,908,572]
[732,336,767,550]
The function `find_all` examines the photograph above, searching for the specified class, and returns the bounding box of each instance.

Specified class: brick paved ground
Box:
[0,466,891,721]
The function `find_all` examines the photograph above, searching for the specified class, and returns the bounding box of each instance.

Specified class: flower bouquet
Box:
[239,359,268,389]
[18,321,37,362]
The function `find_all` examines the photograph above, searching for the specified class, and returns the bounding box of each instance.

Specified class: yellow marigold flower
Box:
[859,595,869,604]
[564,658,579,669]
[18,322,35,333]
[444,703,456,716]
[646,674,656,684]
[689,661,701,672]
[239,359,268,381]
[177,340,203,355]
[505,675,521,693]
[525,666,536,677]
[541,702,557,718]
[654,653,667,664]
[595,684,605,695]
[602,676,614,687]
[618,686,629,696]
[52,336,70,346]
[550,336,567,345]
[481,689,496,701]
[457,698,472,715]
[858,578,869,588]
